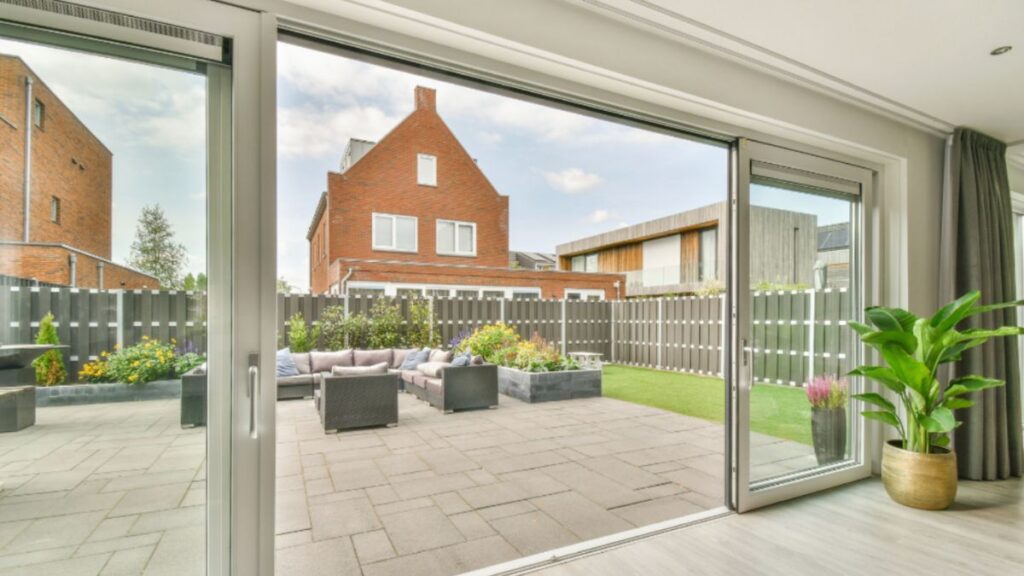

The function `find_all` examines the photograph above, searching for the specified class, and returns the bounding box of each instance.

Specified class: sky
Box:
[276,42,730,292]
[2,36,847,294]
[0,38,207,278]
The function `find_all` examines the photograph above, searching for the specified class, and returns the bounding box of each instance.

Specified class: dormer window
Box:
[417,153,436,186]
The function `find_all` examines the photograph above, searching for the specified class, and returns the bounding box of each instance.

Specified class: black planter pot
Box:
[811,407,847,465]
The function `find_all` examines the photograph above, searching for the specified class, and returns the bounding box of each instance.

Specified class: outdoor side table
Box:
[0,386,36,432]
[568,351,603,370]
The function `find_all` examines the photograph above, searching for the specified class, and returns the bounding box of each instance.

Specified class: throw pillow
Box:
[450,351,472,367]
[276,348,299,377]
[471,355,484,365]
[417,361,449,378]
[429,349,454,363]
[330,362,389,377]
[354,349,393,367]
[399,347,431,370]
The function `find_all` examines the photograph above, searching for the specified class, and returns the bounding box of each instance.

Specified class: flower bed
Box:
[36,379,181,407]
[497,366,602,403]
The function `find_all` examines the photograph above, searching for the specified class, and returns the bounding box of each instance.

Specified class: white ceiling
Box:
[582,0,1023,147]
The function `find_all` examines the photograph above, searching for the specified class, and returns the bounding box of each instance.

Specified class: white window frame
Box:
[436,219,477,256]
[372,212,418,253]
[417,153,437,186]
[565,288,605,301]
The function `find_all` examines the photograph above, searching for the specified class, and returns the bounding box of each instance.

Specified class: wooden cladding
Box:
[680,230,700,284]
[597,243,642,273]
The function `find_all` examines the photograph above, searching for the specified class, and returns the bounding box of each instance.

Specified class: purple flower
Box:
[805,375,849,409]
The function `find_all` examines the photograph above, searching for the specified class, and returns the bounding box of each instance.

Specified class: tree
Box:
[33,312,66,386]
[277,276,293,295]
[128,205,187,288]
[286,313,320,352]
[196,273,207,291]
[182,273,196,291]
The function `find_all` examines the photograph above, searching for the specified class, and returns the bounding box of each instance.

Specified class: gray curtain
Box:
[939,127,1023,480]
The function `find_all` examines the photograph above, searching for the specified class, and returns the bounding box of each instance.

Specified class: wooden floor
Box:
[530,477,1023,576]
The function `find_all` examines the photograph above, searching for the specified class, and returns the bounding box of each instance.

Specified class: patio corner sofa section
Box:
[402,363,498,413]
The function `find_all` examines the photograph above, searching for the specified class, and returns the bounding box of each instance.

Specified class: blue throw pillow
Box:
[399,347,431,370]
[276,348,299,377]
[450,351,471,367]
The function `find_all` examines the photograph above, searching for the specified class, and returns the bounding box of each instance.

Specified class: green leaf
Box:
[936,337,987,365]
[852,392,895,412]
[945,375,1004,398]
[968,299,1024,317]
[921,407,957,433]
[956,326,1024,341]
[861,330,918,354]
[862,410,902,430]
[930,291,981,333]
[932,434,951,448]
[942,397,974,410]
[880,344,931,398]
[865,306,918,333]
[848,321,876,337]
[849,365,905,394]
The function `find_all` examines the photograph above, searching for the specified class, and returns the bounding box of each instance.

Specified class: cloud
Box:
[478,131,503,144]
[586,209,613,224]
[545,169,603,194]
[278,105,401,159]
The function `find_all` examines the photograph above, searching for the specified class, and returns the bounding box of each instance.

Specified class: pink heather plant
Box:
[805,375,849,409]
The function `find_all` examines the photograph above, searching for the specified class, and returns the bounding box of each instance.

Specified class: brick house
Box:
[0,54,157,289]
[307,86,623,300]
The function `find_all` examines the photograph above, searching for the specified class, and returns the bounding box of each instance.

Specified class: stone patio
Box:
[0,399,205,576]
[0,385,816,576]
[275,391,814,576]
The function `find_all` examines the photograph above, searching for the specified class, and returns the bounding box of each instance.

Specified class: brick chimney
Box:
[415,86,436,111]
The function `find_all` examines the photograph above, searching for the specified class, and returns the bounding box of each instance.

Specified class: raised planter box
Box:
[497,366,601,403]
[36,379,182,407]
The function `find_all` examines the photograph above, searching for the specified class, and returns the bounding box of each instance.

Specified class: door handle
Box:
[248,353,259,439]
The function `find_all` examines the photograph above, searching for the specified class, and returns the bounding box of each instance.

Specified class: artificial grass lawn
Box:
[602,364,812,446]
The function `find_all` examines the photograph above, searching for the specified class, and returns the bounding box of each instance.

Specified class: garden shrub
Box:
[287,312,320,352]
[368,298,402,349]
[78,337,205,385]
[454,323,520,363]
[319,306,374,350]
[456,324,578,372]
[33,312,66,386]
[406,298,438,348]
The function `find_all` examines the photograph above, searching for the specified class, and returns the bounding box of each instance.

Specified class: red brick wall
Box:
[318,87,510,279]
[0,244,157,289]
[338,260,624,300]
[309,197,331,294]
[0,56,113,259]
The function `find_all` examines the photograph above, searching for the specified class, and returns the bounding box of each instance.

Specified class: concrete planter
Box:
[36,379,182,407]
[497,366,601,403]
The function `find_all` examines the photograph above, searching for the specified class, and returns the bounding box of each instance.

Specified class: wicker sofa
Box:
[282,348,498,414]
[316,371,399,432]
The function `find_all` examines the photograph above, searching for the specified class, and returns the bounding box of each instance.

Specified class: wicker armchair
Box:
[317,373,399,432]
[180,365,207,428]
[427,364,498,413]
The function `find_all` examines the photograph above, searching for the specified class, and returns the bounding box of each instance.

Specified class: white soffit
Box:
[579,0,1023,149]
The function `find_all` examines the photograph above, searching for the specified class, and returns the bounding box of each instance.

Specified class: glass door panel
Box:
[734,140,872,511]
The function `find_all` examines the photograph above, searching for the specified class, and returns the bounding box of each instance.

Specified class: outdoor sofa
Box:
[282,348,499,413]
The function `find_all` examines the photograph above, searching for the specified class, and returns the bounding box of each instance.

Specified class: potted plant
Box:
[848,290,1022,510]
[805,375,848,465]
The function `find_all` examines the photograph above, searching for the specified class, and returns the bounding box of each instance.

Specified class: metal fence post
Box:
[807,289,816,382]
[560,298,567,356]
[657,298,664,369]
[610,300,616,364]
[116,289,124,350]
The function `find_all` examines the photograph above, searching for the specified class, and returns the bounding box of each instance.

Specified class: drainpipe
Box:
[97,261,105,290]
[23,76,33,242]
[614,280,621,300]
[69,253,77,288]
[340,267,355,295]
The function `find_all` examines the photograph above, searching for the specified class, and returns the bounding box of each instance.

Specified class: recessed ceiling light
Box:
[990,45,1012,56]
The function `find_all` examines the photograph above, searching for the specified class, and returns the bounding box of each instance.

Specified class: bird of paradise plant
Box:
[849,290,1023,453]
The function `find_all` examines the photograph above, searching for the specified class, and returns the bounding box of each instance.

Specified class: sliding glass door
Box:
[733,140,873,511]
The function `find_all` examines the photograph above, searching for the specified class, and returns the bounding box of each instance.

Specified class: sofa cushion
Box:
[417,361,449,378]
[277,374,314,387]
[310,350,353,373]
[401,370,425,388]
[291,353,311,375]
[330,362,389,377]
[424,377,443,395]
[354,349,393,367]
[276,348,299,377]
[429,349,454,363]
[400,348,431,370]
[450,351,472,367]
[392,348,418,369]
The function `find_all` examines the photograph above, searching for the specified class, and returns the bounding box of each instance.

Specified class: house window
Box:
[481,290,505,299]
[436,220,476,256]
[700,227,717,281]
[566,289,605,301]
[372,213,418,252]
[50,197,60,223]
[512,290,541,300]
[33,99,44,129]
[417,153,437,186]
[571,253,599,272]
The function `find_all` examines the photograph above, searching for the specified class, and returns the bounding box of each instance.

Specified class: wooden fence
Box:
[2,286,851,385]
